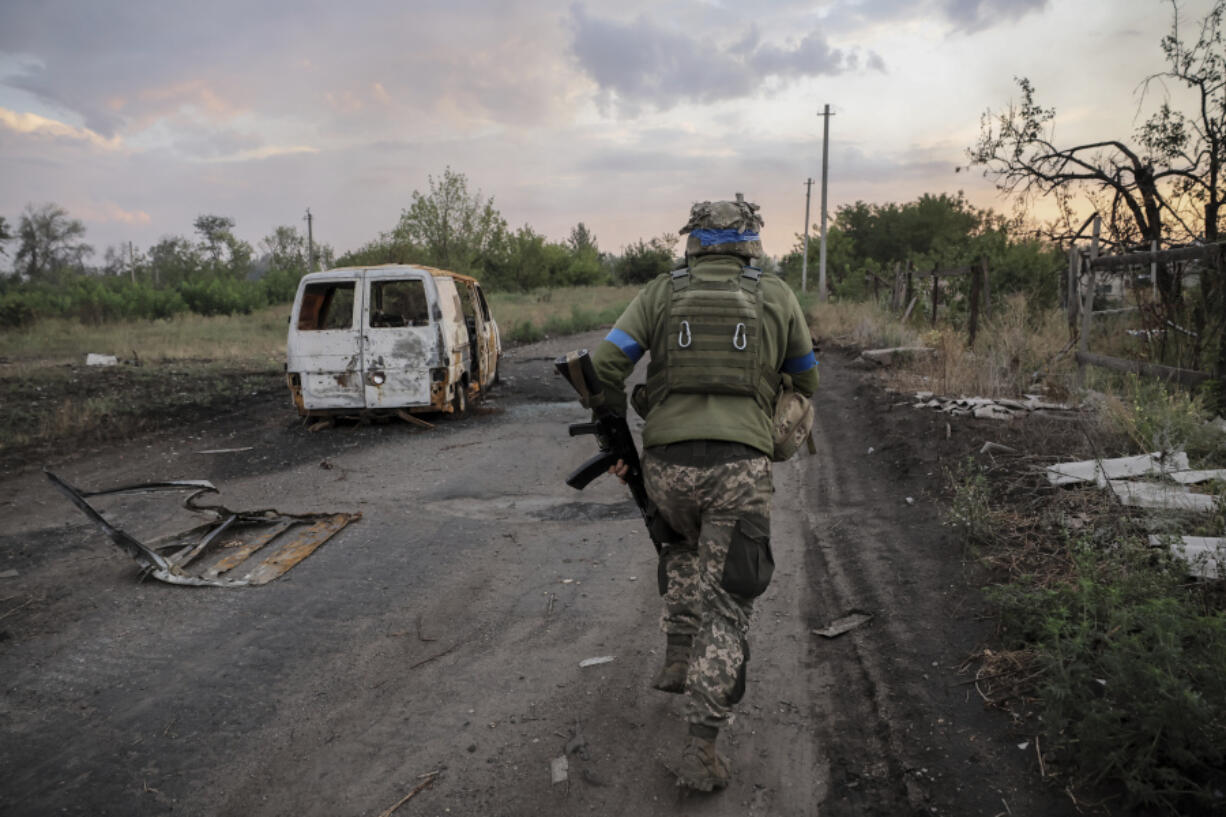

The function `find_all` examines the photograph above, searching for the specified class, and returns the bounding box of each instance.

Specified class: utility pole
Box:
[128,241,135,284]
[818,104,834,302]
[801,178,814,292]
[304,208,315,273]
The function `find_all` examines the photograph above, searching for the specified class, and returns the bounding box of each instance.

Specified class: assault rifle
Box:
[555,349,681,554]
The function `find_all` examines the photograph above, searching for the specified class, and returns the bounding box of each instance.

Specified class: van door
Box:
[473,283,500,388]
[458,281,488,387]
[434,277,470,388]
[288,277,365,410]
[361,275,437,409]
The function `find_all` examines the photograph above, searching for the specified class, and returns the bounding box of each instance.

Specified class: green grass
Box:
[0,304,292,365]
[990,538,1226,814]
[948,453,1226,814]
[488,286,636,344]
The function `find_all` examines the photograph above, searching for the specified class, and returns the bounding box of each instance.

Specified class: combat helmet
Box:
[679,193,764,262]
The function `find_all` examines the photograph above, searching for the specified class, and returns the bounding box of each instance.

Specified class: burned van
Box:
[286,265,500,417]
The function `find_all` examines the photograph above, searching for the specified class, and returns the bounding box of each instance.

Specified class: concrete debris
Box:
[812,611,873,638]
[1169,469,1226,484]
[1047,452,1190,487]
[1109,480,1217,512]
[85,353,118,366]
[550,755,569,785]
[913,392,1076,421]
[578,655,614,668]
[0,569,18,579]
[1148,535,1224,579]
[861,347,935,366]
[1048,452,1224,577]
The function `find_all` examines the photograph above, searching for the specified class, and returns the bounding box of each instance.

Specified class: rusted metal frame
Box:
[44,470,192,575]
[169,514,238,569]
[45,470,359,588]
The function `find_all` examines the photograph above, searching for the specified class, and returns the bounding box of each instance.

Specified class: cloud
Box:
[818,0,1048,34]
[567,5,881,114]
[943,0,1049,32]
[201,144,320,163]
[78,201,152,225]
[0,106,123,150]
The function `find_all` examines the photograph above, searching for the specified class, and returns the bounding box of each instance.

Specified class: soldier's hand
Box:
[608,459,630,484]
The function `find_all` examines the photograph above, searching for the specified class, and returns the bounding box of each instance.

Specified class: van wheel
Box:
[452,384,467,417]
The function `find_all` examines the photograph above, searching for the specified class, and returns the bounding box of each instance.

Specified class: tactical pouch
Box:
[720,516,773,598]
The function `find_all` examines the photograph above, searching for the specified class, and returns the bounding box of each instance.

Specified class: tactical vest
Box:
[645,265,780,411]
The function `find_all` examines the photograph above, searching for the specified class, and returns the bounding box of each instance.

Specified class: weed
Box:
[946,458,995,548]
[991,538,1226,814]
[1104,375,1226,464]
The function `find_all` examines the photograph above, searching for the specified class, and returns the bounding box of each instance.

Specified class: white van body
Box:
[286,265,500,416]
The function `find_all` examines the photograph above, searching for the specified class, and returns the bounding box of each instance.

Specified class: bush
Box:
[990,540,1226,814]
[177,277,267,316]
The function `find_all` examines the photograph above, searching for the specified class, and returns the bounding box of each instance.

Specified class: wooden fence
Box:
[1068,224,1224,388]
[883,259,991,344]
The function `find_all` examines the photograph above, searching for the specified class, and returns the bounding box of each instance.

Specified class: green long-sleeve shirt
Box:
[592,255,818,455]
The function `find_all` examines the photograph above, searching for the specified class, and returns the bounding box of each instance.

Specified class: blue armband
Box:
[605,328,644,363]
[782,350,817,373]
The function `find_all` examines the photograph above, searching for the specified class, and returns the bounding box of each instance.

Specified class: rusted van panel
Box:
[287,265,500,416]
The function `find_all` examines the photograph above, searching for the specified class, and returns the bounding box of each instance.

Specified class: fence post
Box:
[1067,246,1080,333]
[1215,244,1226,413]
[904,262,914,314]
[930,266,939,326]
[1077,215,1101,388]
[981,256,991,318]
[968,262,982,346]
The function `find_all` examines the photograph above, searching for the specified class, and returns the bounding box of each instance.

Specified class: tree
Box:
[567,222,598,255]
[392,167,507,274]
[147,236,204,286]
[0,216,12,258]
[193,214,236,263]
[14,203,92,281]
[260,226,310,275]
[967,0,1225,305]
[615,234,678,284]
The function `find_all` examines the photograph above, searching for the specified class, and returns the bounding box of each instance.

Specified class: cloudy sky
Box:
[0,0,1209,262]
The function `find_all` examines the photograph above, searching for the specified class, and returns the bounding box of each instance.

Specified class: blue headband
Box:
[691,228,760,246]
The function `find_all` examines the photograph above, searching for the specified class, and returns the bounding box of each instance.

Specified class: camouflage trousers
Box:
[643,443,773,730]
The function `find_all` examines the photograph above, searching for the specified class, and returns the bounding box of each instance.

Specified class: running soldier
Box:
[591,194,818,791]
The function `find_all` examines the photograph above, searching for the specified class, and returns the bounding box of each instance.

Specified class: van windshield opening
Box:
[297,282,355,330]
[370,279,429,328]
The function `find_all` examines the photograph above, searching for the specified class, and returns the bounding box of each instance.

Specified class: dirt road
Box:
[0,331,1079,816]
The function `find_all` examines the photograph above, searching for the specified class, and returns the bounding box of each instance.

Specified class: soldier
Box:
[592,194,819,791]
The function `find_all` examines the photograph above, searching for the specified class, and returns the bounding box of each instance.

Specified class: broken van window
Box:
[370,279,429,327]
[298,282,356,330]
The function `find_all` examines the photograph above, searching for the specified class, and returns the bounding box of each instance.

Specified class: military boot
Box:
[667,725,730,792]
[651,634,692,694]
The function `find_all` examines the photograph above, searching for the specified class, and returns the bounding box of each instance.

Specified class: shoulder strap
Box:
[740,265,762,293]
